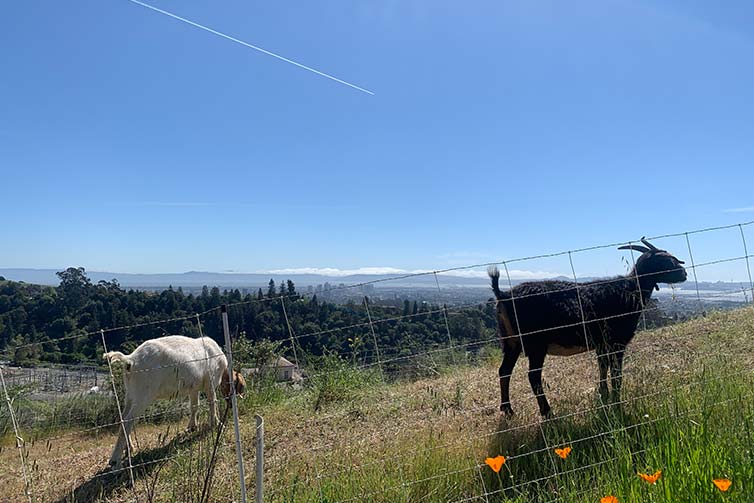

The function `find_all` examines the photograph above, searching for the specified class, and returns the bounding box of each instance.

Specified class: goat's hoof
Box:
[500,404,514,417]
[539,407,552,418]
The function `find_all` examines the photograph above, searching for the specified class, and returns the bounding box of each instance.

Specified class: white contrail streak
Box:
[124,0,375,95]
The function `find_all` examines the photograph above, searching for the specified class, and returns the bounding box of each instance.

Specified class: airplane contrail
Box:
[124,0,375,95]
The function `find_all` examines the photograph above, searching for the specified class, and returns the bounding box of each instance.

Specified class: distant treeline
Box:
[0,268,498,368]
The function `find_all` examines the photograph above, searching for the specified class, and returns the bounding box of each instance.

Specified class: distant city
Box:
[2,268,751,310]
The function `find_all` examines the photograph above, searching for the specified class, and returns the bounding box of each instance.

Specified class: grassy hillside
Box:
[1,307,753,503]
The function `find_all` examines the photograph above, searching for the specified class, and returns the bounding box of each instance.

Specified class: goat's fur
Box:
[489,238,686,417]
[103,335,246,469]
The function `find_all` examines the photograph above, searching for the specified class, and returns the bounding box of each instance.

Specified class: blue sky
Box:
[2,0,754,281]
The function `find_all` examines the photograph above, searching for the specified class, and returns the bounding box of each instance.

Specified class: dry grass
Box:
[1,306,753,502]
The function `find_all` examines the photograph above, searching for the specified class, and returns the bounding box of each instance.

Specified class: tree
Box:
[267,279,276,298]
[232,336,283,387]
[0,272,503,368]
[97,279,121,294]
[56,267,92,312]
[286,280,297,298]
[210,287,221,306]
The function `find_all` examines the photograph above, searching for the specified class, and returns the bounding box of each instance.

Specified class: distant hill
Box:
[1,268,749,293]
[0,268,537,289]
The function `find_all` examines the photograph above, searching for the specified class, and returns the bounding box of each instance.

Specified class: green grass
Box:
[496,362,754,503]
[305,351,383,412]
[262,361,753,503]
[0,388,192,443]
[2,306,753,502]
[254,308,754,503]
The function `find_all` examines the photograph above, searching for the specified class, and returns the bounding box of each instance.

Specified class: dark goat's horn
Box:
[640,237,659,251]
[618,244,650,253]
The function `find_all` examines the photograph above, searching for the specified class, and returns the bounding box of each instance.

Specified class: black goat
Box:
[489,238,687,417]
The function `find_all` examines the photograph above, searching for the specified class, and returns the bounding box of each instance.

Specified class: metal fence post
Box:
[739,224,754,303]
[221,305,248,503]
[255,415,264,503]
[100,330,136,489]
[363,296,383,373]
[0,365,33,503]
[433,272,456,364]
[280,297,300,368]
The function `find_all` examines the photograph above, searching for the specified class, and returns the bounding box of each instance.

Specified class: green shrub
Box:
[306,351,381,411]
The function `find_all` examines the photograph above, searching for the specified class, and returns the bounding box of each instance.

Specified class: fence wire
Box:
[296,363,748,483]
[0,221,753,502]
[0,309,251,503]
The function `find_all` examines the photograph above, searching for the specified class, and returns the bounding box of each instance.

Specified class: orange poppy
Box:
[484,455,506,473]
[600,496,618,503]
[637,470,662,484]
[712,479,732,492]
[554,447,572,459]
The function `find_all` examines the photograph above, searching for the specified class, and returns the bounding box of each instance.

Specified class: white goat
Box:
[103,335,244,469]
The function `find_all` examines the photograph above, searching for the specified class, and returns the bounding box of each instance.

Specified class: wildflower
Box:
[712,479,732,492]
[637,470,662,484]
[554,447,572,459]
[600,496,618,503]
[484,455,506,473]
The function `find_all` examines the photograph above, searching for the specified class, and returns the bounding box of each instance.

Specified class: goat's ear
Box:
[234,371,247,397]
[220,371,230,398]
[618,244,650,253]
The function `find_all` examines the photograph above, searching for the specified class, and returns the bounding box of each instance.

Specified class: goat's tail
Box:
[103,351,132,370]
[488,266,504,300]
[488,266,519,346]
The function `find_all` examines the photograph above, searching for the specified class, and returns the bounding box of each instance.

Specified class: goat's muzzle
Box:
[221,370,246,402]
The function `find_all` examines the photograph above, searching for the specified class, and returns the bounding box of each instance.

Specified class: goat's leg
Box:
[109,409,129,468]
[527,352,551,417]
[109,398,145,469]
[499,345,521,416]
[596,351,610,403]
[205,380,219,428]
[609,347,626,403]
[187,392,198,431]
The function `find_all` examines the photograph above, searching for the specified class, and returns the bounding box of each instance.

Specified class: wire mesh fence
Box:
[1,221,753,502]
